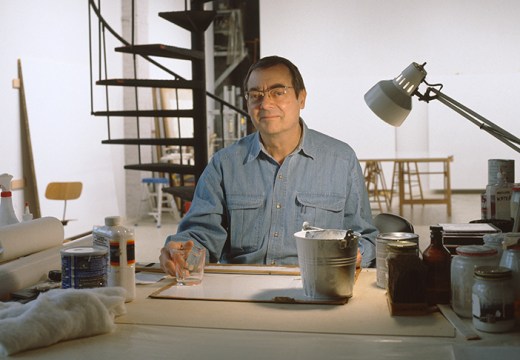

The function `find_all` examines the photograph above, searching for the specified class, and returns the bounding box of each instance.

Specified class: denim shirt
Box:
[165,120,377,268]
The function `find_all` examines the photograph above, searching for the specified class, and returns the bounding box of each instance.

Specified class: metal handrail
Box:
[88,0,248,118]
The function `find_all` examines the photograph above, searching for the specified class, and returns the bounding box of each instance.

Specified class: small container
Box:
[376,232,419,289]
[386,241,426,305]
[451,245,498,318]
[93,216,136,302]
[472,266,515,333]
[499,236,520,322]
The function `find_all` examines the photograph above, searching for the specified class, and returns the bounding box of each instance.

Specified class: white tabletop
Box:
[13,268,520,359]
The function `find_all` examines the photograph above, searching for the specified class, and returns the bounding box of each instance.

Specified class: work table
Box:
[11,267,520,359]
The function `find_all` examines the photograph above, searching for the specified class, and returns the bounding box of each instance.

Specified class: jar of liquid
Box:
[386,241,426,305]
[472,266,515,333]
[451,245,498,318]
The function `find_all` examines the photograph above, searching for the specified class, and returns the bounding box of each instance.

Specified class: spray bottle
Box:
[0,173,20,227]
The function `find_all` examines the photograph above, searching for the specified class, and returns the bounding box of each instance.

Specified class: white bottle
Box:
[93,216,136,302]
[0,173,20,227]
[486,172,512,220]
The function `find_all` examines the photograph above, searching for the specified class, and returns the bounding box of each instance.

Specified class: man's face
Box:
[245,64,306,139]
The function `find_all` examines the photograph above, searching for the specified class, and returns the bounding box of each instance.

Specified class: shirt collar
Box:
[245,118,316,164]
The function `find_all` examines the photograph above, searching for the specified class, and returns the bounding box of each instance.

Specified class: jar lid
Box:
[455,245,497,257]
[387,240,418,252]
[474,266,512,279]
[377,232,418,241]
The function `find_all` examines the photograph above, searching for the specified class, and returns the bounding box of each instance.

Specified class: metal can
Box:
[472,266,515,333]
[61,246,108,289]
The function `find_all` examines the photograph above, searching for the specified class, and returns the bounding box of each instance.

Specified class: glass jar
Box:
[451,245,498,318]
[499,237,520,322]
[472,266,515,333]
[386,241,426,304]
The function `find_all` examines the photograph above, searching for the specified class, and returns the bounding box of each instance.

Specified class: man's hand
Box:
[159,240,194,276]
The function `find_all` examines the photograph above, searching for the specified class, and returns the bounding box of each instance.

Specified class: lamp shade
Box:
[364,62,427,127]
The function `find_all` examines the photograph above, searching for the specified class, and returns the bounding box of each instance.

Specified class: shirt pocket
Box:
[296,192,345,228]
[227,194,265,252]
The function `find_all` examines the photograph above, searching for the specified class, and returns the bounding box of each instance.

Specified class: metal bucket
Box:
[376,232,419,289]
[294,228,359,300]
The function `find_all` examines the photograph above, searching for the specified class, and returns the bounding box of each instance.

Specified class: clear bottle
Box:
[422,226,451,305]
[472,266,515,333]
[451,245,498,318]
[93,216,136,302]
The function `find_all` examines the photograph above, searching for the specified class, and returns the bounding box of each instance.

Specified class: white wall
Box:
[3,1,520,238]
[0,1,124,238]
[260,0,520,190]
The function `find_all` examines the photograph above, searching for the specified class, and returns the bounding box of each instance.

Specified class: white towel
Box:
[0,287,127,356]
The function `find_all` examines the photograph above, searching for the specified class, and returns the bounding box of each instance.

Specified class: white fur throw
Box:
[0,287,127,356]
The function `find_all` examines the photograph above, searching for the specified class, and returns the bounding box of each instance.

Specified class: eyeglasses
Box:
[245,86,293,104]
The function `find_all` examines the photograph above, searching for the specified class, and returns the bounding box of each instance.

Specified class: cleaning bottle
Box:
[0,173,20,227]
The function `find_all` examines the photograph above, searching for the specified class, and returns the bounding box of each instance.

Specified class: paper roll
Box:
[0,235,92,299]
[0,217,64,263]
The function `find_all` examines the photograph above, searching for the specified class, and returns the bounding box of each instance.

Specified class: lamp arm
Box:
[424,87,520,153]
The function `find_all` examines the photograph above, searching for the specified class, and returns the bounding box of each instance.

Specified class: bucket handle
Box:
[340,229,356,249]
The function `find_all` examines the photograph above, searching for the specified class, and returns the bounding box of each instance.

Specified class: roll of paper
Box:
[0,217,64,263]
[0,235,92,299]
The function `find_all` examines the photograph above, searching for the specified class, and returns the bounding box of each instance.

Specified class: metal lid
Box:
[474,266,512,280]
[61,246,107,256]
[387,240,418,253]
[455,245,497,257]
[377,232,418,241]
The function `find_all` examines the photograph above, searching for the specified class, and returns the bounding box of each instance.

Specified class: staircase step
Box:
[102,138,195,146]
[96,78,204,89]
[93,109,196,118]
[124,163,198,175]
[159,10,216,32]
[115,44,204,61]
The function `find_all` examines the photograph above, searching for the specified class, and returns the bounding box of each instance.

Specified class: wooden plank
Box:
[17,59,41,218]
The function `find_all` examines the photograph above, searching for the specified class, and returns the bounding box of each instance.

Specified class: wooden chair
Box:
[45,182,82,225]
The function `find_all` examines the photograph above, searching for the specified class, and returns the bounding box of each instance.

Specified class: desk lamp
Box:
[364,62,520,154]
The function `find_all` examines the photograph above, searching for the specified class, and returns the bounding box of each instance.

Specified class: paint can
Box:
[60,246,108,289]
[376,232,419,289]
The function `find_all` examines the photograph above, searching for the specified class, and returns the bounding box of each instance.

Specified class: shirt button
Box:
[276,203,281,209]
[278,174,283,180]
[274,232,279,237]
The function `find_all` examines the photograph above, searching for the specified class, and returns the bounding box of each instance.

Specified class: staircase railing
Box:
[87,0,249,171]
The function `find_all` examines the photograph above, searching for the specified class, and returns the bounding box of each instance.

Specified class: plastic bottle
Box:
[93,216,136,302]
[422,226,451,305]
[0,173,20,227]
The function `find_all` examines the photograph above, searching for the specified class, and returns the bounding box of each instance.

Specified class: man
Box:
[160,56,377,275]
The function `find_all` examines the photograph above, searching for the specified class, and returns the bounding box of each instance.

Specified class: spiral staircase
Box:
[89,0,247,188]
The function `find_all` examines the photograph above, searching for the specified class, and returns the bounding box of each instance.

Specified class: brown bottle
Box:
[422,225,451,305]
